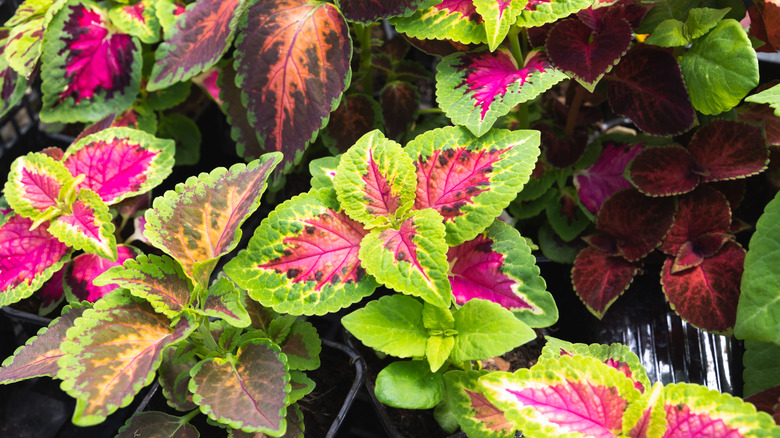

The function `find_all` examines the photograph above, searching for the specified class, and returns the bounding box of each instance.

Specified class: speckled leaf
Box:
[200,276,250,328]
[437,49,567,137]
[280,320,321,371]
[148,0,242,90]
[335,130,417,227]
[628,145,699,197]
[234,0,351,175]
[479,355,642,437]
[3,0,50,79]
[444,370,515,438]
[360,209,452,308]
[144,154,282,288]
[338,0,439,23]
[224,188,376,316]
[662,241,745,334]
[0,34,27,118]
[448,220,556,328]
[606,45,695,136]
[322,93,384,153]
[451,298,536,362]
[574,141,642,214]
[659,187,731,257]
[407,126,540,245]
[390,0,488,45]
[116,411,199,438]
[516,0,592,28]
[158,342,198,411]
[189,338,289,435]
[308,156,341,190]
[41,0,141,122]
[64,245,140,302]
[63,127,176,205]
[686,120,768,183]
[473,0,526,51]
[573,247,642,319]
[5,152,76,223]
[48,188,116,260]
[0,215,71,307]
[108,0,161,44]
[380,82,419,142]
[342,294,428,358]
[93,254,192,319]
[0,303,85,383]
[58,292,196,426]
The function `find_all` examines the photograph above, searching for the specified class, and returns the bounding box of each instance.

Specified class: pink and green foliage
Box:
[40,1,141,123]
[148,0,242,90]
[472,0,526,51]
[115,412,199,438]
[64,245,140,302]
[437,48,567,137]
[0,32,27,118]
[390,0,488,45]
[37,267,65,314]
[108,0,160,44]
[47,188,117,261]
[234,0,351,175]
[5,151,75,224]
[573,141,642,214]
[338,0,439,23]
[444,370,516,438]
[3,0,46,80]
[516,0,591,28]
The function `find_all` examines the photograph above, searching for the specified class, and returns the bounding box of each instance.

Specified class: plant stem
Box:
[198,318,222,354]
[357,23,375,96]
[181,409,200,424]
[418,108,444,115]
[564,85,586,137]
[508,27,524,66]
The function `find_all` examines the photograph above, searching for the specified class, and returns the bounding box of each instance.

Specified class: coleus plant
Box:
[0,126,175,313]
[0,153,327,436]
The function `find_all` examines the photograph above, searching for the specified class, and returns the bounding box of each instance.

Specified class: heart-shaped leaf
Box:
[342,294,428,358]
[407,126,540,245]
[574,141,642,214]
[189,338,289,435]
[144,154,282,288]
[516,0,591,28]
[360,208,452,308]
[64,245,140,302]
[116,411,199,438]
[0,214,71,306]
[473,0,526,51]
[5,152,76,223]
[628,145,699,197]
[686,120,768,183]
[662,241,745,334]
[108,0,161,44]
[335,130,417,227]
[436,49,567,137]
[41,0,141,122]
[448,220,557,328]
[225,188,376,315]
[62,127,176,205]
[444,370,515,438]
[451,299,536,362]
[606,45,695,136]
[280,320,321,371]
[59,292,196,426]
[338,0,439,23]
[322,93,384,153]
[0,303,85,383]
[572,247,642,319]
[48,188,116,261]
[234,0,351,174]
[148,0,242,89]
[659,186,731,257]
[390,0,488,45]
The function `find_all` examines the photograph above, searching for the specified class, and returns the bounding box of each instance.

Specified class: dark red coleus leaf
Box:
[380,82,419,142]
[660,186,732,257]
[670,234,734,273]
[706,179,746,212]
[739,102,780,147]
[338,0,436,23]
[596,188,676,262]
[323,94,383,153]
[628,145,700,196]
[538,124,587,168]
[572,247,642,318]
[218,63,262,162]
[662,241,745,334]
[606,45,695,136]
[687,120,768,182]
[404,36,478,58]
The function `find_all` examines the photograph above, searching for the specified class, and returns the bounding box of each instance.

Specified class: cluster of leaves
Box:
[1,127,175,313]
[0,153,329,436]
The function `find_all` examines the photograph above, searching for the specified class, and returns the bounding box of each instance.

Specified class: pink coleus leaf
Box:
[572,246,642,319]
[40,1,141,123]
[48,188,117,261]
[606,45,695,136]
[546,16,632,90]
[444,370,516,438]
[660,186,732,257]
[390,0,487,46]
[37,267,66,315]
[628,145,700,197]
[574,141,642,214]
[338,0,439,23]
[596,188,677,262]
[0,214,71,307]
[5,152,76,223]
[62,127,175,205]
[436,48,568,137]
[234,0,351,177]
[687,120,769,183]
[148,0,242,90]
[448,220,557,328]
[64,245,140,303]
[662,241,745,334]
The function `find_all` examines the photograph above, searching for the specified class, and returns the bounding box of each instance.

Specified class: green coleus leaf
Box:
[288,371,315,404]
[444,370,515,438]
[451,299,535,363]
[426,334,455,372]
[473,0,526,51]
[224,188,377,316]
[40,0,142,122]
[736,190,780,345]
[335,130,417,227]
[359,208,452,308]
[48,188,117,261]
[5,151,76,225]
[3,0,52,79]
[515,0,591,28]
[479,355,642,437]
[58,291,196,426]
[234,0,352,175]
[746,84,780,117]
[199,276,251,328]
[116,411,199,438]
[144,154,282,288]
[422,301,455,331]
[342,294,428,358]
[154,0,185,38]
[0,303,85,383]
[743,341,780,397]
[189,338,290,435]
[390,0,488,45]
[0,214,71,307]
[280,320,321,371]
[308,155,341,190]
[337,0,439,23]
[436,49,567,137]
[62,127,176,205]
[158,342,198,411]
[108,0,161,44]
[93,254,192,319]
[680,19,759,115]
[157,113,202,167]
[406,126,541,246]
[0,34,28,118]
[685,7,731,40]
[645,18,689,47]
[375,360,445,409]
[148,0,244,89]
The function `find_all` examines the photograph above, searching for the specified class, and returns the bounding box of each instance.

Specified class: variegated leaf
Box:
[64,245,140,302]
[338,0,439,23]
[0,33,28,118]
[200,276,251,328]
[280,320,321,371]
[108,0,161,44]
[116,411,199,438]
[48,188,117,261]
[5,151,76,224]
[444,370,515,438]
[390,0,488,45]
[473,0,527,51]
[515,0,592,28]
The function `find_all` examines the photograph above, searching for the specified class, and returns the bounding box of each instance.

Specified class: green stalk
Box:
[508,27,524,66]
[356,23,375,96]
[198,318,222,354]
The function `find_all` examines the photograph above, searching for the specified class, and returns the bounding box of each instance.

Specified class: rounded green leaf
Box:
[375,360,445,409]
[342,294,428,358]
[451,299,536,362]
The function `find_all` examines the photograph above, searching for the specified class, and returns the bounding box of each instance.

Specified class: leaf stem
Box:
[418,108,444,115]
[198,317,222,354]
[564,85,586,137]
[180,409,200,424]
[508,27,524,66]
[356,22,376,96]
